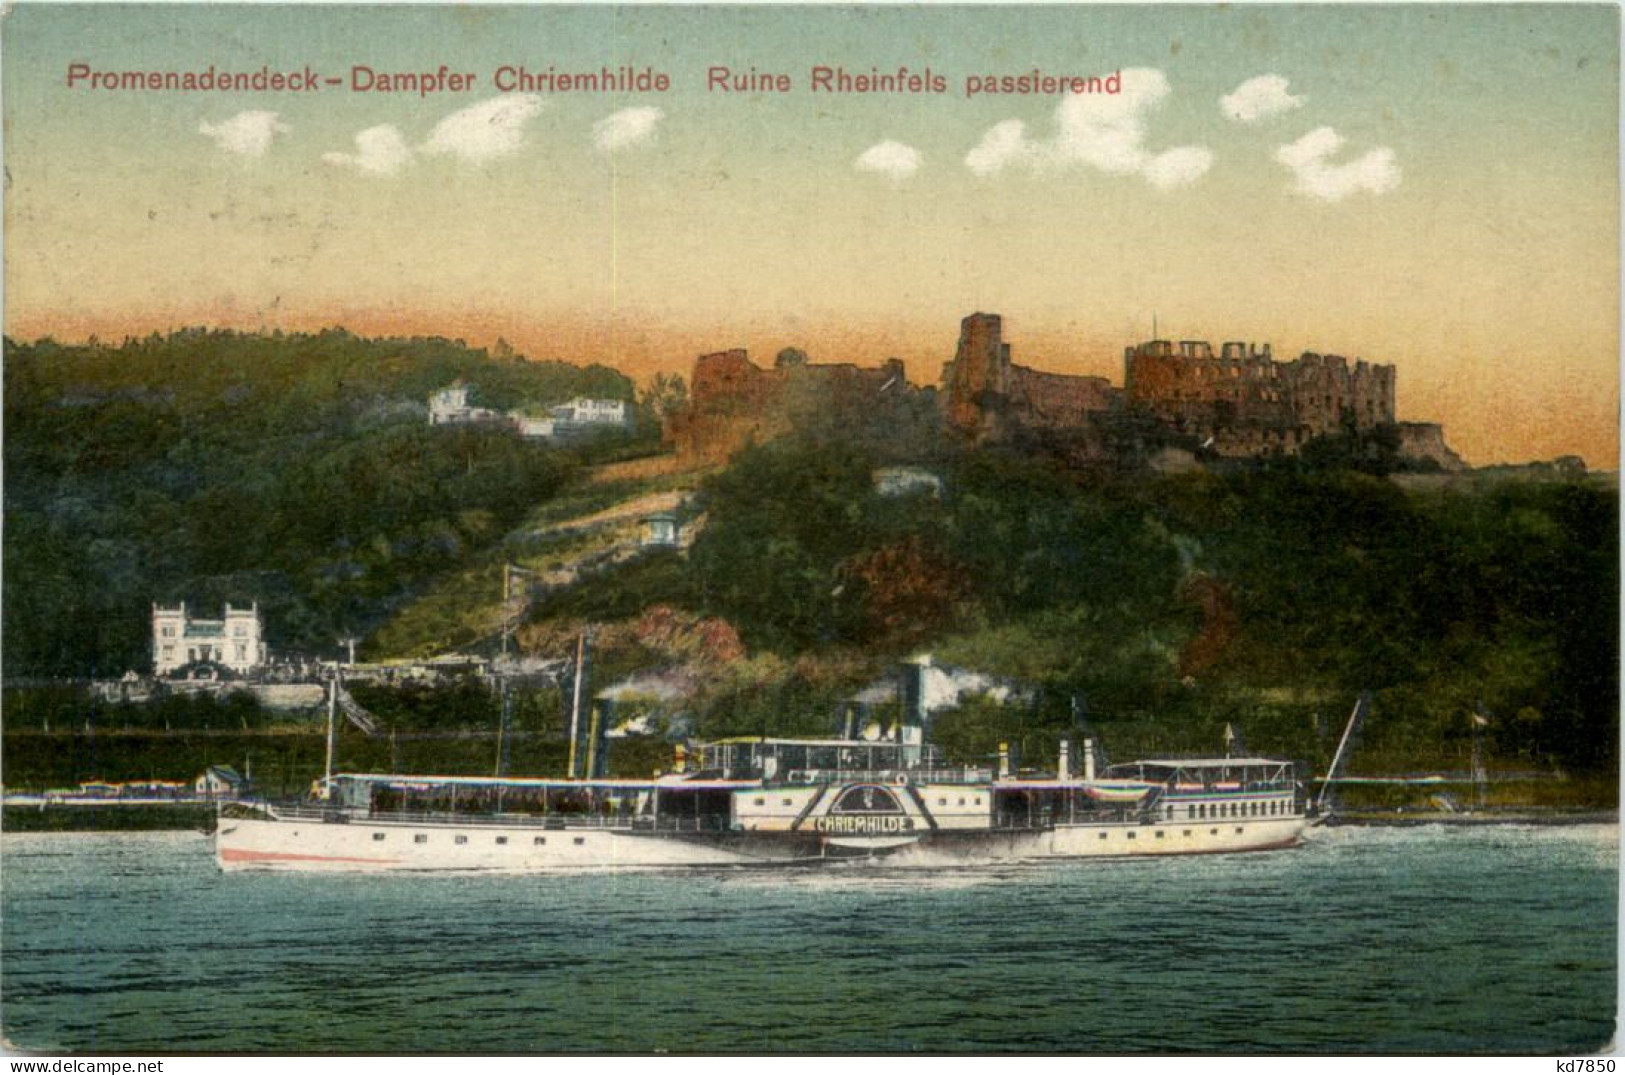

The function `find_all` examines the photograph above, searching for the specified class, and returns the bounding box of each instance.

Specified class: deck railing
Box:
[779,768,992,786]
[267,804,729,832]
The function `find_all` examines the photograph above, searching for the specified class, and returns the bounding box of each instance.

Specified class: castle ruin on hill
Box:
[667,312,1463,470]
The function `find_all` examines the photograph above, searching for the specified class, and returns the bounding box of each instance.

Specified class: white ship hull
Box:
[216,814,817,872]
[217,808,1309,872]
[1033,815,1307,857]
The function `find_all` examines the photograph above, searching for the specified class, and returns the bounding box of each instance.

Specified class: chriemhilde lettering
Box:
[493,65,670,93]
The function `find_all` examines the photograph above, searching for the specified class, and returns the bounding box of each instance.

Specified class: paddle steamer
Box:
[216,684,1310,870]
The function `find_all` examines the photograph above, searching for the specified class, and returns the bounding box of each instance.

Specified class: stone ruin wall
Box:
[668,312,1455,468]
[943,312,1117,440]
[1124,340,1397,439]
[1007,366,1118,432]
[1395,422,1466,470]
[670,348,913,464]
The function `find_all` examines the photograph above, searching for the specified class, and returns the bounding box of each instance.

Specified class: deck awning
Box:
[338,773,763,792]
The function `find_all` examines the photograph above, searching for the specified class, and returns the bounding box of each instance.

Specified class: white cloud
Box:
[965,119,1032,177]
[1275,126,1401,202]
[322,124,412,177]
[198,111,289,157]
[1143,146,1216,190]
[593,107,665,152]
[964,68,1211,189]
[855,140,922,181]
[1220,75,1305,123]
[422,95,545,163]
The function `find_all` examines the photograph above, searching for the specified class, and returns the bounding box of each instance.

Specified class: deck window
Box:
[496,836,508,845]
[455,835,468,845]
[573,837,585,846]
[1155,831,1165,839]
[1126,831,1136,840]
[1235,827,1244,834]
[1183,830,1192,837]
[1098,832,1108,840]
[414,834,428,844]
[372,832,386,841]
[534,836,546,846]
[939,798,948,806]
[753,798,765,806]
[781,799,793,807]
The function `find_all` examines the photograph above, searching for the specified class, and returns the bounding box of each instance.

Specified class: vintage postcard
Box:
[1,2,1617,1058]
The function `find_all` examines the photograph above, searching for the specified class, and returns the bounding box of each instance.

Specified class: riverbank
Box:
[1329,807,1617,827]
[3,802,219,832]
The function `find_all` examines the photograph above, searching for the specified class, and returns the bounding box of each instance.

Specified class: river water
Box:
[1,823,1615,1054]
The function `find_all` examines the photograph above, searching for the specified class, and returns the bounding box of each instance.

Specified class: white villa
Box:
[428,383,503,427]
[427,384,630,440]
[152,602,267,676]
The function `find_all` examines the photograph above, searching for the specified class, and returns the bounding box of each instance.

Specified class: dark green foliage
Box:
[682,436,1616,775]
[4,329,645,675]
[688,436,880,650]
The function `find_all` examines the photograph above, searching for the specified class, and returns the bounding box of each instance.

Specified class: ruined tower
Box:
[944,312,1012,438]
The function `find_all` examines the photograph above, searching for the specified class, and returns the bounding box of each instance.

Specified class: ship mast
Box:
[567,630,592,779]
[1315,692,1370,815]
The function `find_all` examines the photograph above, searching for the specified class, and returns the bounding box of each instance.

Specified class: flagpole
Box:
[323,668,337,794]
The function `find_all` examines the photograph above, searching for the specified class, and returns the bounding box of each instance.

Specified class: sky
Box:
[3,4,1618,466]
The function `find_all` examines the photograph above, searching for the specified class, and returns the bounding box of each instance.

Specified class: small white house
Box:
[513,415,556,439]
[195,765,248,798]
[553,398,629,426]
[643,511,680,548]
[873,467,944,498]
[428,383,502,427]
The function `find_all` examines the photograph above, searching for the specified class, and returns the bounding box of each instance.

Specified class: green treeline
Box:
[661,438,1616,775]
[4,328,646,674]
[3,328,1615,787]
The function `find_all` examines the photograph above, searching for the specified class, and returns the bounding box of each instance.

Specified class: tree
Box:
[839,534,971,647]
[641,372,688,419]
